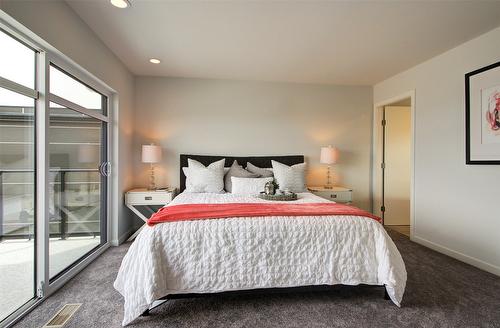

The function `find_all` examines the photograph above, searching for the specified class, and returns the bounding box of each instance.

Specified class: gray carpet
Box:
[13,230,500,328]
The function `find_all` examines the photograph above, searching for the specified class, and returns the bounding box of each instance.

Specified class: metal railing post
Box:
[59,171,67,240]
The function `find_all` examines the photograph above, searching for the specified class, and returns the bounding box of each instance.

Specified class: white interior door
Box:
[384,106,411,225]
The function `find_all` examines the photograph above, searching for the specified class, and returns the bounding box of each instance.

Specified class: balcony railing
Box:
[0,168,101,241]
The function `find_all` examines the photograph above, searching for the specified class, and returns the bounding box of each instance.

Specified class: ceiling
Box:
[66,0,500,85]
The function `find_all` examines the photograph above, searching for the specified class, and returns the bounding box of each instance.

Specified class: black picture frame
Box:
[465,60,500,165]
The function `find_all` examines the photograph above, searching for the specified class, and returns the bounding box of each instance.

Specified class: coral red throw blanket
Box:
[147,202,381,226]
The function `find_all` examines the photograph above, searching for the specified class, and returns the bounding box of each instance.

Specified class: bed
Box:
[114,155,407,326]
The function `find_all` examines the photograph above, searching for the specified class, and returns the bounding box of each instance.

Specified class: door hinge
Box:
[37,281,45,298]
[381,162,385,169]
[381,206,386,212]
[381,119,387,126]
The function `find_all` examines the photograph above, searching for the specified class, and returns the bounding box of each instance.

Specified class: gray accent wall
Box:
[135,77,373,211]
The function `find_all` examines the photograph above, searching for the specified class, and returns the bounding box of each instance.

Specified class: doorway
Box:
[372,92,414,238]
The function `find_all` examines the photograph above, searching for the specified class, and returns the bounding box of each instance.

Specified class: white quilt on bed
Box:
[114,192,407,326]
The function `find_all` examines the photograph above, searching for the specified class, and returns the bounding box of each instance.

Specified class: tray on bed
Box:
[258,192,298,201]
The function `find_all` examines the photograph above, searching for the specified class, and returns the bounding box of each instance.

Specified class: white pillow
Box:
[231,177,274,195]
[183,167,230,174]
[271,160,307,192]
[184,158,225,193]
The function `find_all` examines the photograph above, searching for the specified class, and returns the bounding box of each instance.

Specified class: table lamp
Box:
[142,144,162,190]
[320,145,339,189]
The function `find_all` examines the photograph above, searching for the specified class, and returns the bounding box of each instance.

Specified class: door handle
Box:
[99,162,105,176]
[99,162,111,177]
[104,162,111,176]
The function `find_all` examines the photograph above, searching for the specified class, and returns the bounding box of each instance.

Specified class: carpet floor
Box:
[13,230,500,328]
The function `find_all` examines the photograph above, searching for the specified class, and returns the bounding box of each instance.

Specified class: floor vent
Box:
[43,303,82,328]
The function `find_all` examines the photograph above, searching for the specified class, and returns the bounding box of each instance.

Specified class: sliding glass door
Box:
[0,29,37,323]
[48,64,108,280]
[0,21,112,326]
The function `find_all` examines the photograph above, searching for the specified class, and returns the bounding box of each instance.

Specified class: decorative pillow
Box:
[184,167,230,175]
[184,158,225,193]
[271,160,307,192]
[246,162,274,178]
[231,177,274,195]
[224,160,259,192]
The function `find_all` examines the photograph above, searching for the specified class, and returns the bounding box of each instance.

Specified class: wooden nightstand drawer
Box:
[308,186,353,204]
[125,189,176,205]
[314,191,351,202]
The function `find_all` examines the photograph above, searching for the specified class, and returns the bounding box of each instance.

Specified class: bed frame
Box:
[143,285,390,316]
[143,154,390,317]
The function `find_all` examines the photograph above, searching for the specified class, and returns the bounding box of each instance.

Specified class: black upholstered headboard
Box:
[179,154,304,192]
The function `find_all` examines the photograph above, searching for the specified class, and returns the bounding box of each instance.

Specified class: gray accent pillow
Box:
[185,158,225,193]
[246,162,274,178]
[225,160,259,192]
[271,160,307,192]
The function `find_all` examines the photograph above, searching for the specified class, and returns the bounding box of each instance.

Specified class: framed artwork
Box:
[465,60,500,164]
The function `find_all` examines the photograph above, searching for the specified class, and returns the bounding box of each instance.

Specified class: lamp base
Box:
[148,164,156,191]
[324,165,334,189]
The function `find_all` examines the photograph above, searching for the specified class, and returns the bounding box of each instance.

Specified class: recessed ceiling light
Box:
[110,0,131,9]
[149,58,161,64]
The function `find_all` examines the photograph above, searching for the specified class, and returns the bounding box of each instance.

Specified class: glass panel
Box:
[0,87,34,108]
[0,87,35,322]
[49,65,103,112]
[49,106,105,279]
[0,29,35,89]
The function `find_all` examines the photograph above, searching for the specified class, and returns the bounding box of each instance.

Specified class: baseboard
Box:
[411,235,500,276]
[111,227,136,246]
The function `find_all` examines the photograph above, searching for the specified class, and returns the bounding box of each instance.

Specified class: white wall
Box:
[1,0,135,244]
[135,77,373,210]
[374,26,500,275]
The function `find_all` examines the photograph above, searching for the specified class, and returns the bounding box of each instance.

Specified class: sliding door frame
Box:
[46,54,111,286]
[0,23,42,328]
[0,13,116,328]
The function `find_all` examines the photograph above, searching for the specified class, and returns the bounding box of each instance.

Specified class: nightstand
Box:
[125,188,177,241]
[308,186,353,204]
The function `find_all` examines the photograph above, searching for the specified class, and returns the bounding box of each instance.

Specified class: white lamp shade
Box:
[320,146,339,164]
[142,144,162,163]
